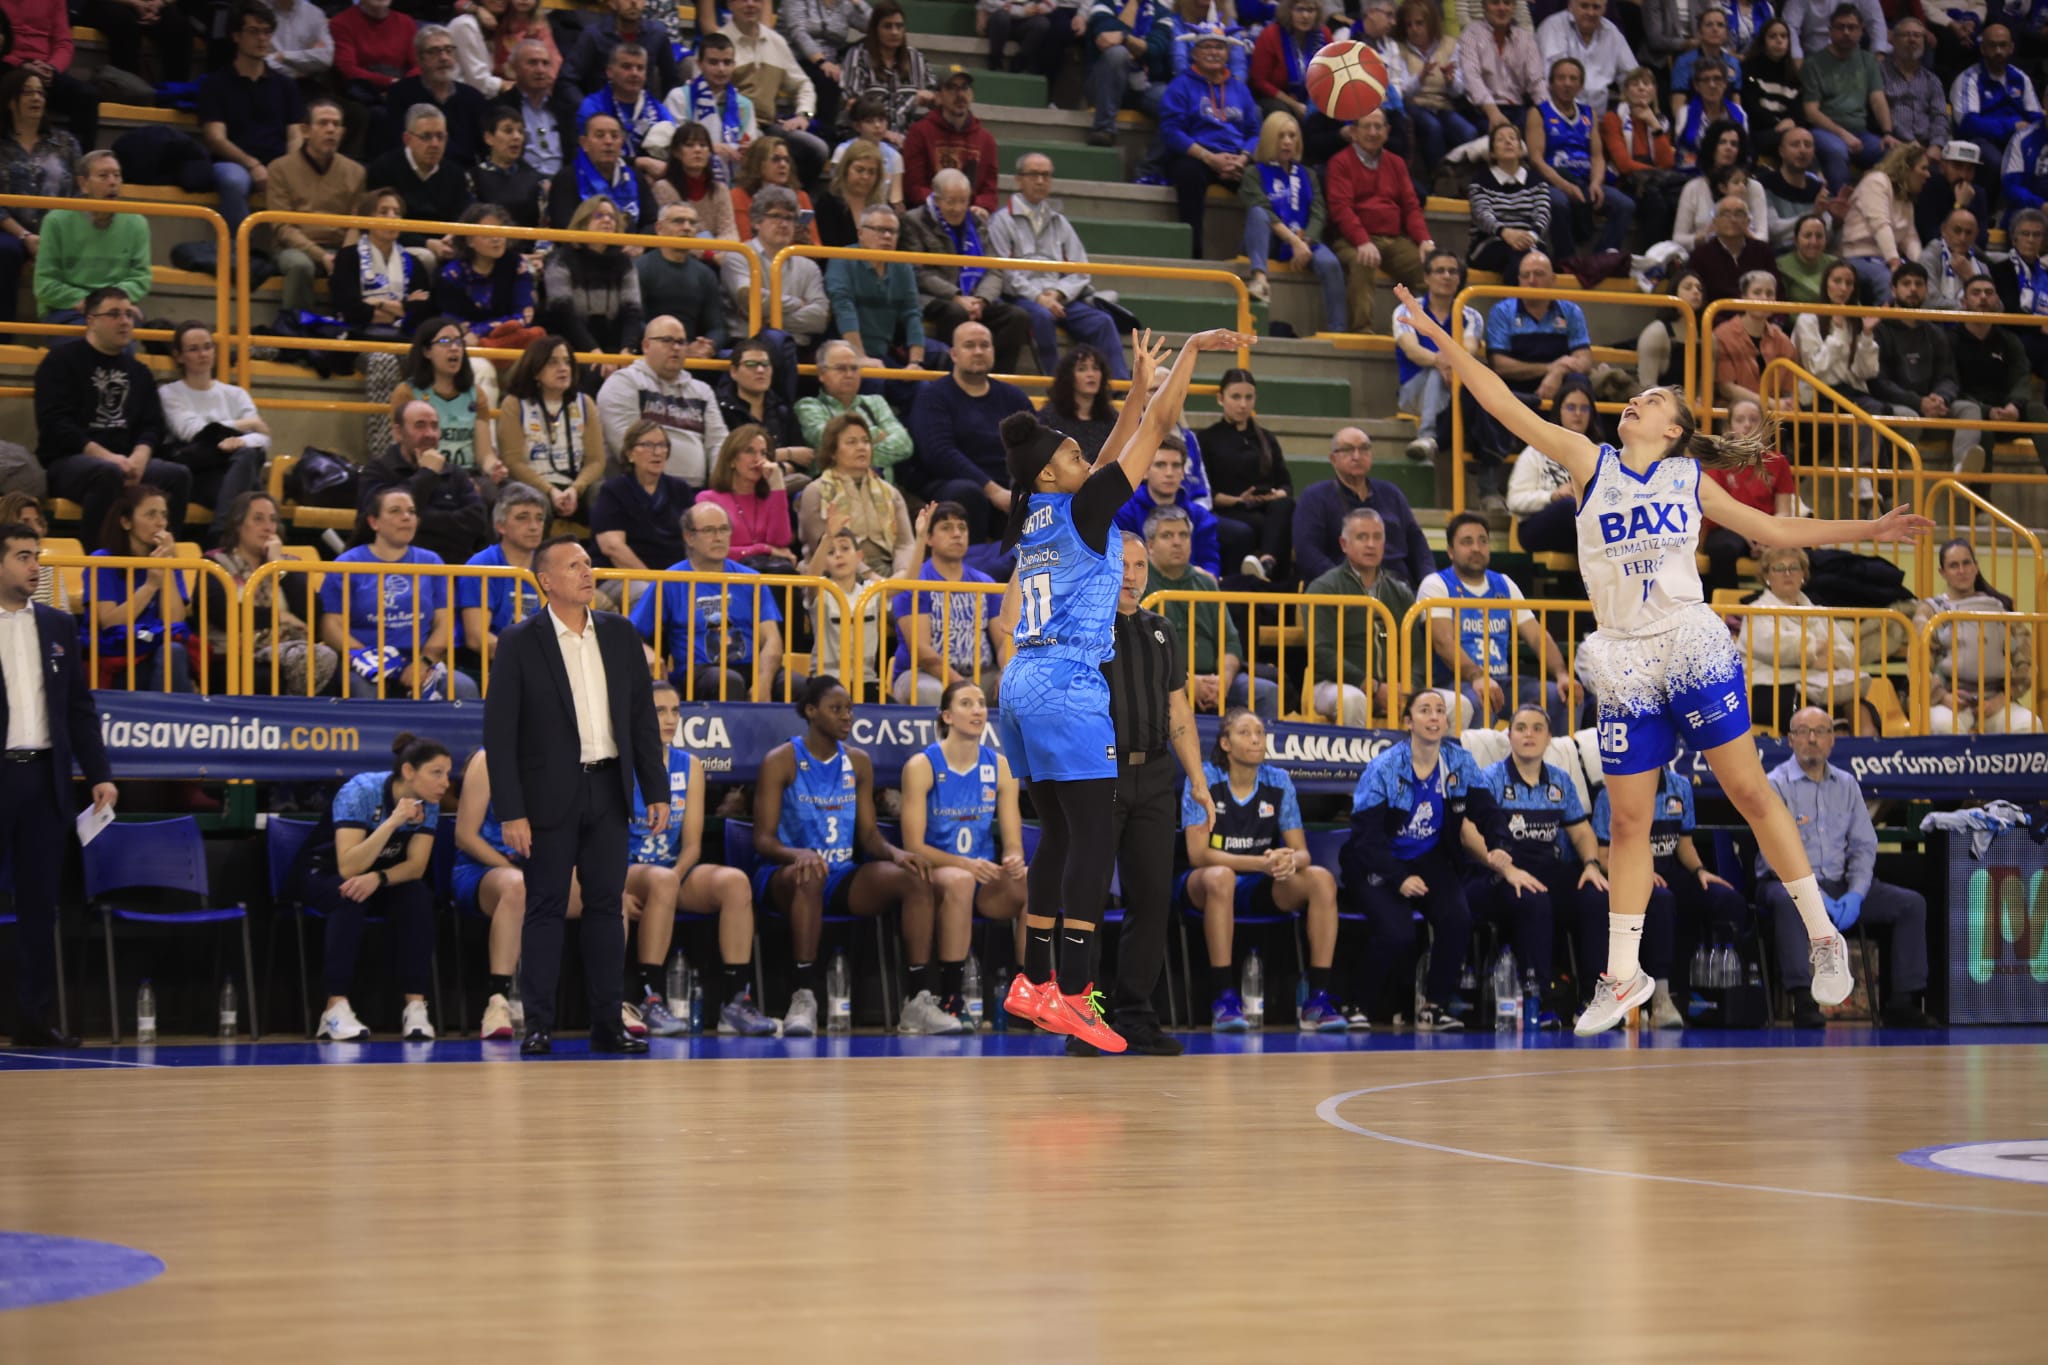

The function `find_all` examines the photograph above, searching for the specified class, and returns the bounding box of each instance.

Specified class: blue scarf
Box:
[1678,96,1745,152]
[1258,162,1311,236]
[1728,0,1771,50]
[593,86,664,155]
[575,150,640,224]
[686,76,743,183]
[1281,28,1316,94]
[930,197,985,294]
[2014,255,2048,315]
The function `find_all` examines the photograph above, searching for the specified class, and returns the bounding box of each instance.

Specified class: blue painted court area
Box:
[0,1232,164,1311]
[3,1026,2045,1069]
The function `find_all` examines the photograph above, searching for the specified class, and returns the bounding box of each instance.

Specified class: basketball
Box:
[1305,40,1389,123]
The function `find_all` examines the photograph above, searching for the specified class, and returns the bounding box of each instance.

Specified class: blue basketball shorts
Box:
[1579,609,1752,776]
[752,859,856,911]
[994,654,1117,783]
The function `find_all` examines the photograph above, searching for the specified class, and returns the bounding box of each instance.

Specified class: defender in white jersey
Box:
[1393,286,1933,1035]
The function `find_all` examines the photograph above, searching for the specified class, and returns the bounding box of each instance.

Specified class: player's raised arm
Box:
[1090,329,1171,472]
[1698,480,1934,549]
[1392,285,1600,486]
[1109,328,1257,490]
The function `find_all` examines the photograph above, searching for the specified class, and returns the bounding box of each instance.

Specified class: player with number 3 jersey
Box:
[1393,285,1932,1035]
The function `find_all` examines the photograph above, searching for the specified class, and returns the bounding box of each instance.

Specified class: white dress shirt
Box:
[550,605,617,764]
[0,603,51,751]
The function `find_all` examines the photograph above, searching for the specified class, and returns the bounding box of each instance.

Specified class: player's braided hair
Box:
[1657,386,1773,472]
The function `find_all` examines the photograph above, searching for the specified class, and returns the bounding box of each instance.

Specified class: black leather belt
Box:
[581,757,618,772]
[4,749,50,763]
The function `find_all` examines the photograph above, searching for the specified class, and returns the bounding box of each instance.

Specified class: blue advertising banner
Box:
[88,693,2048,803]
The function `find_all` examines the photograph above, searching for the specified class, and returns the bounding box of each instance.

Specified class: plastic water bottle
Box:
[507,972,525,1032]
[218,977,238,1039]
[826,952,852,1033]
[1691,942,1710,985]
[136,980,158,1043]
[666,954,688,1017]
[1492,948,1522,1031]
[686,970,703,1033]
[962,954,984,1029]
[1242,950,1265,1028]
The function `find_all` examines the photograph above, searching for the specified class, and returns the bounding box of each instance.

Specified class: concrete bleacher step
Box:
[1070,216,1191,259]
[965,69,1048,108]
[1117,289,1267,336]
[901,0,982,37]
[997,135,1123,183]
[1182,371,1352,420]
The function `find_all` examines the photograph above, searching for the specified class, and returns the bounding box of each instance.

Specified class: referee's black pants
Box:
[519,760,630,1033]
[1109,750,1180,1029]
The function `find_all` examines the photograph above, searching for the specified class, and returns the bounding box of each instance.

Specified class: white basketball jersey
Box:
[1574,444,1706,638]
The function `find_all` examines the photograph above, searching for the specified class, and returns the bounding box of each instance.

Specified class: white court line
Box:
[0,1051,161,1069]
[1315,1059,2048,1219]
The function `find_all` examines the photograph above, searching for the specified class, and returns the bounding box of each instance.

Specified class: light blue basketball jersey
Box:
[628,746,693,866]
[1011,491,1121,666]
[921,741,998,862]
[780,736,858,866]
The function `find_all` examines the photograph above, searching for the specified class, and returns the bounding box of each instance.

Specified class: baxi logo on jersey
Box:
[1597,502,1691,544]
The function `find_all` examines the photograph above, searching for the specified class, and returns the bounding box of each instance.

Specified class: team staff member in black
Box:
[0,521,116,1047]
[1069,533,1213,1056]
[485,534,669,1055]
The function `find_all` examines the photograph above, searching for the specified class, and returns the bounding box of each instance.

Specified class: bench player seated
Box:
[1590,759,1751,1028]
[1471,704,1609,1027]
[453,745,667,1040]
[898,680,1028,1025]
[1183,708,1345,1032]
[629,681,776,1036]
[754,676,954,1036]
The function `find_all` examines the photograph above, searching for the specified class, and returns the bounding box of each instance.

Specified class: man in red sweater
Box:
[1326,108,1434,332]
[903,68,1001,214]
[331,0,419,98]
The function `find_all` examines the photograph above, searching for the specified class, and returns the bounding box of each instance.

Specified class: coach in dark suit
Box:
[0,521,116,1047]
[484,534,667,1055]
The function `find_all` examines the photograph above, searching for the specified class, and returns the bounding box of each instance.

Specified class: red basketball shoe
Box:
[1037,985,1127,1054]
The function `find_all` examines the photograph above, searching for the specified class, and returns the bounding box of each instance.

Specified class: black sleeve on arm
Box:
[1071,461,1134,555]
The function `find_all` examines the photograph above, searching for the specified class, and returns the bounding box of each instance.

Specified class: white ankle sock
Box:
[1606,913,1646,981]
[1784,875,1835,939]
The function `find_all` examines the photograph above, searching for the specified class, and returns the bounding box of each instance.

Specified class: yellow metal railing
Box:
[1141,588,1404,728]
[1919,610,2045,735]
[1919,478,2044,608]
[51,553,239,694]
[596,567,847,704]
[1449,286,1699,513]
[851,577,1006,703]
[1722,602,1920,737]
[1402,595,1591,731]
[1757,357,1923,578]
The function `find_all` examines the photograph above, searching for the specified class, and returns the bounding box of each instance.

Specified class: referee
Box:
[1070,534,1214,1056]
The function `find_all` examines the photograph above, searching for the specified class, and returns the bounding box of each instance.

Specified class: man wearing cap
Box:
[1160,30,1258,259]
[1918,138,1986,244]
[904,66,1002,213]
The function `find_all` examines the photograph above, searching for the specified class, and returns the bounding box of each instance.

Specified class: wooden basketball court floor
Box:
[3,1030,2046,1363]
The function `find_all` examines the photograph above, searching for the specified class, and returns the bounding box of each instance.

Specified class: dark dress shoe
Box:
[1120,1024,1185,1057]
[520,1028,553,1055]
[589,1025,648,1054]
[1790,1000,1826,1029]
[1064,1035,1099,1057]
[1880,1001,1940,1029]
[15,1023,82,1048]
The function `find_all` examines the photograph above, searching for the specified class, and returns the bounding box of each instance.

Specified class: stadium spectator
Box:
[1114,438,1231,578]
[1144,504,1280,719]
[833,97,909,210]
[719,184,830,390]
[448,0,511,98]
[378,25,490,165]
[1800,4,1894,190]
[2002,116,2048,215]
[1197,368,1293,581]
[783,0,870,134]
[565,0,684,106]
[806,517,885,698]
[907,321,1033,539]
[320,486,480,698]
[1466,123,1551,281]
[798,410,915,578]
[86,485,195,694]
[590,418,694,570]
[1739,546,1880,734]
[1880,18,1949,156]
[1600,66,1684,246]
[1758,127,1840,253]
[1759,711,1934,1028]
[1634,268,1700,389]
[33,151,149,324]
[1484,250,1592,413]
[1666,8,1743,113]
[1990,208,2048,376]
[1292,426,1432,585]
[1710,269,1794,406]
[597,313,729,485]
[1239,110,1346,328]
[1841,141,1927,303]
[900,168,1032,374]
[1698,396,1796,591]
[391,316,503,486]
[731,134,819,242]
[1536,0,1636,114]
[89,0,199,91]
[1505,372,1597,555]
[1303,506,1416,726]
[986,152,1128,380]
[1328,108,1430,333]
[1183,708,1342,1030]
[1920,207,1990,308]
[717,340,811,484]
[1672,155,1765,256]
[575,40,671,183]
[489,39,574,182]
[0,68,79,324]
[33,288,191,542]
[1527,57,1634,257]
[1341,689,1504,1029]
[1869,261,1979,470]
[637,201,732,355]
[698,424,796,566]
[755,676,951,1035]
[724,0,831,185]
[838,1,935,141]
[1160,32,1258,258]
[549,112,653,231]
[1776,212,1841,303]
[1670,57,1745,163]
[630,501,787,700]
[1918,538,2035,736]
[160,323,269,513]
[0,0,100,150]
[1391,0,1474,199]
[295,734,450,1042]
[1688,193,1780,302]
[1251,0,1330,124]
[663,32,753,185]
[333,187,431,339]
[332,0,419,102]
[1952,274,2048,461]
[797,339,915,475]
[498,0,564,81]
[1394,251,1486,471]
[1917,139,1985,249]
[198,3,308,235]
[887,500,1000,704]
[359,399,490,565]
[1589,760,1745,1028]
[1041,344,1118,461]
[1784,0,1889,61]
[1417,512,1579,732]
[264,99,364,326]
[903,66,999,210]
[539,195,645,354]
[456,481,548,674]
[497,335,605,521]
[1082,0,1159,147]
[1952,23,2038,178]
[816,137,887,245]
[824,207,931,380]
[204,491,339,696]
[365,107,476,254]
[1460,0,1546,134]
[981,0,1071,99]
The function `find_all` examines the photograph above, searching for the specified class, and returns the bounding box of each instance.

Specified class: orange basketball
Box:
[1304,40,1390,123]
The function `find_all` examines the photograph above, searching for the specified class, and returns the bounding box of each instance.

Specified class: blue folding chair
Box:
[726,818,898,1028]
[84,817,261,1044]
[1175,859,1307,1025]
[262,815,320,1037]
